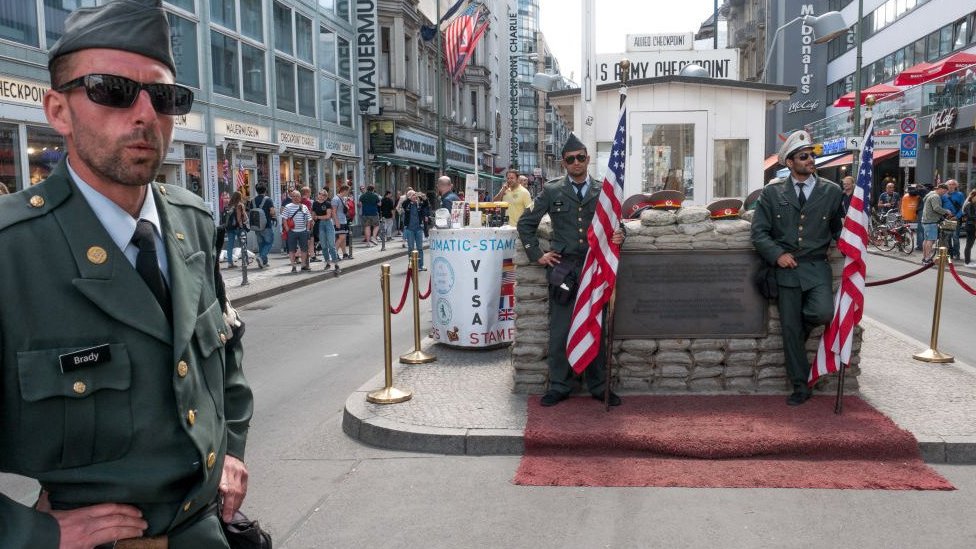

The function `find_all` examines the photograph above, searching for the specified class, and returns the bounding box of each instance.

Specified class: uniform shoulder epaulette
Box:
[154,182,212,215]
[0,180,64,233]
[543,177,564,189]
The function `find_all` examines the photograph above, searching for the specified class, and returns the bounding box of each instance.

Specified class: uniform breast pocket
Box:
[194,299,228,417]
[15,344,132,472]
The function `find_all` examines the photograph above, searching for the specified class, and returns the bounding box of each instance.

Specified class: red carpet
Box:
[514,395,953,490]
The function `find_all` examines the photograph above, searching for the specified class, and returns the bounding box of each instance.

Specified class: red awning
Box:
[819,149,897,170]
[920,51,976,81]
[894,61,933,86]
[764,154,779,170]
[833,84,904,108]
[820,154,852,169]
[873,148,899,164]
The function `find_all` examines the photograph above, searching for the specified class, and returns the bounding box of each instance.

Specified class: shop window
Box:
[184,144,203,198]
[0,123,23,192]
[713,140,748,198]
[307,159,317,189]
[273,2,292,55]
[242,42,267,105]
[336,0,349,23]
[168,13,199,89]
[26,126,65,187]
[641,123,694,197]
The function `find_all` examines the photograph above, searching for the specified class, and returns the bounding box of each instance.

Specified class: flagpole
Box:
[834,98,874,415]
[604,59,630,412]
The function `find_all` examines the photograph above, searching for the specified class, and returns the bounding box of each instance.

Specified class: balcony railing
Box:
[805,65,976,142]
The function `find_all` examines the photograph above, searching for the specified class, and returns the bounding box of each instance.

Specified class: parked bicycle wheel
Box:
[897,228,915,254]
[873,227,897,252]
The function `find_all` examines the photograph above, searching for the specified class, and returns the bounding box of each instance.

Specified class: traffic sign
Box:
[873,136,900,149]
[900,117,917,134]
[900,133,918,158]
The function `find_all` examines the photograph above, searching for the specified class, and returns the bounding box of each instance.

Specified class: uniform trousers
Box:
[776,281,833,394]
[546,270,608,396]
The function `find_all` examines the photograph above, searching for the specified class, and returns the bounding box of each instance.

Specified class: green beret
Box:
[48,0,176,76]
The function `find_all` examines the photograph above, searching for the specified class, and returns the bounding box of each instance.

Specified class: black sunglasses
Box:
[563,153,587,164]
[56,74,194,116]
[792,151,816,161]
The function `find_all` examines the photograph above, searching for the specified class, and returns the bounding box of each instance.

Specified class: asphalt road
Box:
[864,252,975,365]
[4,252,976,547]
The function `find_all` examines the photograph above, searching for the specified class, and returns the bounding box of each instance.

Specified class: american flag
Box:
[809,117,874,386]
[444,3,477,78]
[235,164,246,191]
[453,7,489,79]
[566,95,627,374]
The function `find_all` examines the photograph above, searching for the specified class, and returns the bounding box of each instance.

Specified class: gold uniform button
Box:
[177,360,189,378]
[798,237,804,242]
[800,214,806,220]
[578,239,584,244]
[183,501,192,512]
[72,381,87,394]
[187,409,196,426]
[29,195,45,208]
[798,225,804,231]
[207,451,217,470]
[86,246,108,265]
[159,185,168,195]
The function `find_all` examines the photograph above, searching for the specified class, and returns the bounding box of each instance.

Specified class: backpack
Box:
[345,197,356,222]
[248,196,271,230]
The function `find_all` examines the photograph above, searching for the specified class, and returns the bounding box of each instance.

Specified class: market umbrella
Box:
[920,51,976,81]
[832,83,903,107]
[893,61,933,86]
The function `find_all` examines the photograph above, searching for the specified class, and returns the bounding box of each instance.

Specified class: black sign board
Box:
[613,250,768,339]
[369,120,394,154]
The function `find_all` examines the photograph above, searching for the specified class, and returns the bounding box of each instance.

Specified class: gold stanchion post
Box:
[913,246,954,363]
[400,251,436,364]
[368,264,413,404]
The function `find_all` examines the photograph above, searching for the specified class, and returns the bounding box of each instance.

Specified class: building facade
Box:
[1,0,362,220]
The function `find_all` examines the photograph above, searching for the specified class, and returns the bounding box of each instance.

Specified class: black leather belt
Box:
[795,254,827,263]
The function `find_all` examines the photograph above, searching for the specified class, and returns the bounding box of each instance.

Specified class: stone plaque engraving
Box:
[613,250,768,339]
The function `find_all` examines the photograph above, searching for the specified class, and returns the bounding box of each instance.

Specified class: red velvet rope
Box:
[865,261,934,287]
[390,268,412,314]
[419,276,432,300]
[948,262,976,296]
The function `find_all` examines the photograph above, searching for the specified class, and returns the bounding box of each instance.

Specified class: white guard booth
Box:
[429,226,518,348]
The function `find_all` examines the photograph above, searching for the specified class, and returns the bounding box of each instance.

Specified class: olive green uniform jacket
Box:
[0,161,253,548]
[517,175,608,395]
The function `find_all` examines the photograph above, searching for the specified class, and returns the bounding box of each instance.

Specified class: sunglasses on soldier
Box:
[563,153,587,164]
[56,74,194,116]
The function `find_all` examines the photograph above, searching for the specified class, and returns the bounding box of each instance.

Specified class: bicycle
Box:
[869,211,913,254]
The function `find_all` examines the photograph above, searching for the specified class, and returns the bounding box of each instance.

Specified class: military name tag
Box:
[59,344,112,373]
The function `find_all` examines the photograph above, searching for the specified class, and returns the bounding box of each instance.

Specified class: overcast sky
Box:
[538,0,721,83]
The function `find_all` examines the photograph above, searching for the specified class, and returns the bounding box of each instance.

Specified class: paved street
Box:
[865,251,975,365]
[4,244,976,548]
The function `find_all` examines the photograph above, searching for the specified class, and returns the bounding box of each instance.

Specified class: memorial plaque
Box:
[613,250,768,339]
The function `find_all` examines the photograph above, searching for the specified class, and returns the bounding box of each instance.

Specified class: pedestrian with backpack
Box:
[222,191,248,268]
[248,183,276,268]
[332,184,352,259]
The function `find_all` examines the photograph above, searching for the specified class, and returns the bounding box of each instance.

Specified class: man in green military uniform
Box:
[518,134,624,407]
[751,130,845,406]
[0,1,253,547]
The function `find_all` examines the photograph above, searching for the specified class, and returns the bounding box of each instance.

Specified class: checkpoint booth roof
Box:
[546,75,794,206]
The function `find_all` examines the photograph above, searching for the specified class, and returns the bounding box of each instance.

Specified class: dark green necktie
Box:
[574,183,585,201]
[132,219,172,320]
[797,182,806,207]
